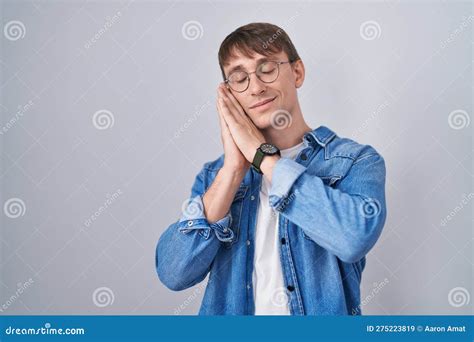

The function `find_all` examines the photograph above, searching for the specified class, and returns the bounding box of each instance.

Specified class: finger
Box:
[218,86,243,119]
[216,96,227,125]
[217,85,241,127]
[218,97,239,128]
[217,95,234,132]
[217,101,228,130]
[220,89,256,129]
[222,86,246,117]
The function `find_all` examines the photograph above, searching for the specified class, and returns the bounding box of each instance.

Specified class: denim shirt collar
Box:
[303,125,337,148]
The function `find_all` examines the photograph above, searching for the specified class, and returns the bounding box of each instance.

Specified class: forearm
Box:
[275,176,386,262]
[203,166,247,223]
[157,164,245,291]
[269,155,387,263]
[156,220,221,291]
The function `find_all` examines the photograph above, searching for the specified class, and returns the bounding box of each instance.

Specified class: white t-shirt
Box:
[252,140,306,315]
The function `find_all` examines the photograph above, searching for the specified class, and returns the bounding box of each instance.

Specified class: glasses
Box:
[224,60,294,93]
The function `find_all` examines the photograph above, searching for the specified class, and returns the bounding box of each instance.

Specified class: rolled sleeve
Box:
[269,158,306,210]
[177,195,234,242]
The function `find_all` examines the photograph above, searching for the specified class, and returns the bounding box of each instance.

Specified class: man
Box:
[156,22,387,315]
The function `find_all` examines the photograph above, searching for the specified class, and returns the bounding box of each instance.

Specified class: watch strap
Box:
[251,144,280,174]
[251,148,265,174]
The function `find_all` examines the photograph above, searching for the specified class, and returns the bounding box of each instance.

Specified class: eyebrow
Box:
[226,57,270,75]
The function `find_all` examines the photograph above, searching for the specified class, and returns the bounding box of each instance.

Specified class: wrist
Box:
[222,162,249,178]
[260,155,280,181]
[251,143,280,175]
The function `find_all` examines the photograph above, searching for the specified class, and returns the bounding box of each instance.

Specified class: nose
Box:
[248,73,266,96]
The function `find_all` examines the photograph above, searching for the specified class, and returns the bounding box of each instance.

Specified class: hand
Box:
[217,83,266,163]
[216,84,250,172]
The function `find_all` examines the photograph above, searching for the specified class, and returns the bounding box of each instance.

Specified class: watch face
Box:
[260,143,278,154]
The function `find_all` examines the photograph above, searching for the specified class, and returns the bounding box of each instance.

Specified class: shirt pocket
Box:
[224,185,248,249]
[319,175,342,187]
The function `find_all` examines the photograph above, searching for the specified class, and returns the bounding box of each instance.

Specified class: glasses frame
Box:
[224,60,295,93]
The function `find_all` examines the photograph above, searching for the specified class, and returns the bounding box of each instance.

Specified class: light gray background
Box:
[0,0,472,315]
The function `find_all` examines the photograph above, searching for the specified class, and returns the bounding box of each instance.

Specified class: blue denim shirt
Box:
[156,125,387,315]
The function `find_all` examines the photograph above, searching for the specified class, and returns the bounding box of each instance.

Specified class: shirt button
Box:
[287,285,295,292]
[281,237,286,245]
[250,195,255,201]
[187,221,193,226]
[223,228,228,233]
[246,240,251,246]
[247,284,251,290]
[300,153,307,161]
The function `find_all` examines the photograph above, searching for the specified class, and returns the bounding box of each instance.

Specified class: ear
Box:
[293,59,305,89]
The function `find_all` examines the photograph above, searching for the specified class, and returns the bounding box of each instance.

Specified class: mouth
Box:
[249,96,277,110]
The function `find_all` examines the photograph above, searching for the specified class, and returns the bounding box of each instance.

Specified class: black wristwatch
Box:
[251,143,280,174]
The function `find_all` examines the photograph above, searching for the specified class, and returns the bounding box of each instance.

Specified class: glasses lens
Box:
[257,61,278,83]
[228,71,248,92]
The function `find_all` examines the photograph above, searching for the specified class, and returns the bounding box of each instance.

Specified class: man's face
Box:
[222,50,303,130]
